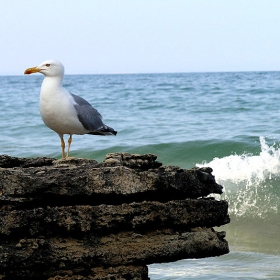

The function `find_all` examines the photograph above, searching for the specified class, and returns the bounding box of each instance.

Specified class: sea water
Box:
[1,72,280,279]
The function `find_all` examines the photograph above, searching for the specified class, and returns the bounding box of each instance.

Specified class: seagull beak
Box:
[24,67,41,75]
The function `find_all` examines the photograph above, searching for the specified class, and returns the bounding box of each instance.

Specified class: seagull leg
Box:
[66,135,72,158]
[60,135,66,158]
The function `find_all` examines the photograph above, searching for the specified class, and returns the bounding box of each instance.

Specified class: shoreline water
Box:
[1,72,280,279]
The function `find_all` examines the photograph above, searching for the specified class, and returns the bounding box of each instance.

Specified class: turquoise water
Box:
[1,72,280,278]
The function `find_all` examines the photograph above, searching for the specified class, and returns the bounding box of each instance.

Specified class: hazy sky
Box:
[1,0,280,75]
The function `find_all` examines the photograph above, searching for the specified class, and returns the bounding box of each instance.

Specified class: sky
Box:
[1,0,280,75]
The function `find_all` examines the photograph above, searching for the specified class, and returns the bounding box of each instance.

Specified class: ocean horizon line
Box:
[1,69,280,77]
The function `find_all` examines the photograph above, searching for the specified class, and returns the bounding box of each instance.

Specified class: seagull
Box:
[24,60,117,158]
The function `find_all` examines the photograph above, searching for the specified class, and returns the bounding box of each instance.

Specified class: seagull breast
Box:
[40,84,88,135]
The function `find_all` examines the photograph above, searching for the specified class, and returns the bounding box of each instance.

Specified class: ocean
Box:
[1,72,280,279]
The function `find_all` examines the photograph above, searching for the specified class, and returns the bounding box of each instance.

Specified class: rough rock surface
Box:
[0,153,230,280]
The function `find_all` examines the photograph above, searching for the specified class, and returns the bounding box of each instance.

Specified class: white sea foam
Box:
[197,137,280,218]
[197,136,280,184]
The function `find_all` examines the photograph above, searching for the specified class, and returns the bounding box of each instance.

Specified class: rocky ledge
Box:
[0,153,230,280]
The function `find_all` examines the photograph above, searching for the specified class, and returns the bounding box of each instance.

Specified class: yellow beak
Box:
[24,67,41,75]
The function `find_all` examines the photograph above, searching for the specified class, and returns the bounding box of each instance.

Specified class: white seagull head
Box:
[24,59,64,77]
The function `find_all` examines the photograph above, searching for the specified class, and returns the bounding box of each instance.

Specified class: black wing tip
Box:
[88,126,117,136]
[106,128,117,136]
[105,125,117,135]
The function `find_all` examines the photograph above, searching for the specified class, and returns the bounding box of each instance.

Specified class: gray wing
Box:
[71,93,105,131]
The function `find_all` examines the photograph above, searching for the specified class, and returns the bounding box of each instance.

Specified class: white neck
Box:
[41,76,63,92]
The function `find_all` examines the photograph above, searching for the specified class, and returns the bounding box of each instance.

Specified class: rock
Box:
[0,153,230,279]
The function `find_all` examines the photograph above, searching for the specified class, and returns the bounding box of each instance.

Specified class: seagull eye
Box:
[46,64,50,67]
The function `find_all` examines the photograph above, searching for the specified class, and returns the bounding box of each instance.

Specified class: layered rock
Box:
[0,153,230,279]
